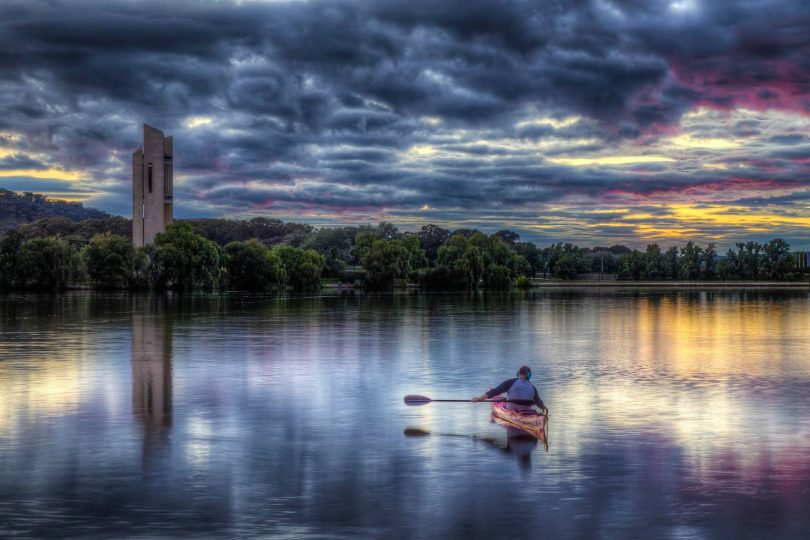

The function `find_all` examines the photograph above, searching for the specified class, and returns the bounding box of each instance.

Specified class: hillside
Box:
[0,189,110,234]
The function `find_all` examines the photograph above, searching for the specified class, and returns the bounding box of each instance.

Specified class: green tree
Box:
[451,228,479,238]
[483,263,512,289]
[716,257,734,280]
[417,224,450,263]
[494,230,520,246]
[703,243,718,280]
[353,230,379,264]
[151,222,223,290]
[664,246,679,279]
[720,247,744,279]
[736,241,763,279]
[618,251,644,280]
[188,216,288,245]
[82,233,135,288]
[470,233,508,267]
[16,237,85,290]
[375,221,400,241]
[761,238,793,280]
[585,250,621,276]
[132,246,153,290]
[224,239,286,291]
[0,230,23,289]
[514,242,543,276]
[469,233,530,280]
[422,235,485,289]
[644,244,666,280]
[281,228,311,247]
[548,243,588,279]
[442,235,485,287]
[679,241,703,280]
[361,239,411,290]
[274,245,324,292]
[399,234,428,279]
[0,188,109,236]
[554,252,585,280]
[305,228,352,278]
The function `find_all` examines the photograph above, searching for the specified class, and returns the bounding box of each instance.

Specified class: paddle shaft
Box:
[404,395,523,403]
[403,395,548,415]
[427,399,509,402]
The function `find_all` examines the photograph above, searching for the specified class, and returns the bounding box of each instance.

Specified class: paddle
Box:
[404,427,432,437]
[404,394,549,416]
[405,394,513,405]
[403,427,497,444]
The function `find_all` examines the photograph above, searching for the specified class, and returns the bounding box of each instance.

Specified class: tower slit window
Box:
[148,163,153,193]
[164,162,172,197]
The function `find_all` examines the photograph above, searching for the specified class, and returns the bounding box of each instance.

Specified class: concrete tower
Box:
[132,124,173,246]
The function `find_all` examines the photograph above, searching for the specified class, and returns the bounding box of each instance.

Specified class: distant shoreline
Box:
[4,281,809,295]
[524,280,810,288]
[317,279,810,290]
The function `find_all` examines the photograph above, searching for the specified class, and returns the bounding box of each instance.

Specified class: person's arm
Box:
[471,379,516,402]
[533,387,547,412]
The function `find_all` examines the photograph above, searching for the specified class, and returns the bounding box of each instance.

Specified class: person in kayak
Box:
[471,365,547,412]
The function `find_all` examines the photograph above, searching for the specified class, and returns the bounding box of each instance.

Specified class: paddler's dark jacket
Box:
[485,378,545,408]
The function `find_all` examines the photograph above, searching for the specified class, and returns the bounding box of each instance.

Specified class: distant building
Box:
[794,251,808,269]
[132,124,173,246]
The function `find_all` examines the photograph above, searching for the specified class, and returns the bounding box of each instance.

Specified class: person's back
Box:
[505,378,536,411]
[471,365,546,413]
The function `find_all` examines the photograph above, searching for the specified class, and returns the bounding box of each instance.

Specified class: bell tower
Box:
[132,124,173,246]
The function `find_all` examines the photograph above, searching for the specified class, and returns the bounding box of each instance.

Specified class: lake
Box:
[1,289,809,539]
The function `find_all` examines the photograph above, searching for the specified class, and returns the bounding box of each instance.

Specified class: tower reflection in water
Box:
[132,299,173,457]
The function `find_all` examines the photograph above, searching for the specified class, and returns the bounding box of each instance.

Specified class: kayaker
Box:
[471,365,547,412]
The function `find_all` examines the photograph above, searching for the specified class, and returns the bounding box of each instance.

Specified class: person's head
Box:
[517,365,532,380]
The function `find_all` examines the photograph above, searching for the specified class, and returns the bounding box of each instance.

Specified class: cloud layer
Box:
[1,0,809,248]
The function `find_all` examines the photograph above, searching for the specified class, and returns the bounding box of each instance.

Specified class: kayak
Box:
[490,396,548,438]
[491,414,548,449]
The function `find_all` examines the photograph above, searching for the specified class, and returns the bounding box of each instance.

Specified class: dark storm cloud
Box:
[1,0,810,247]
[767,134,809,145]
[0,154,49,170]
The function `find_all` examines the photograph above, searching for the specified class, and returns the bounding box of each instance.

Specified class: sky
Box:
[1,0,809,249]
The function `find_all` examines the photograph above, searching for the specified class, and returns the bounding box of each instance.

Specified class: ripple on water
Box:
[1,290,810,538]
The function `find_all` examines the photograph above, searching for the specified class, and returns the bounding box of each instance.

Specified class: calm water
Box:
[1,290,809,539]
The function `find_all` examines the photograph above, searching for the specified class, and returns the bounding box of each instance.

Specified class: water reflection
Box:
[404,418,548,471]
[132,299,173,457]
[488,418,548,470]
[1,289,810,538]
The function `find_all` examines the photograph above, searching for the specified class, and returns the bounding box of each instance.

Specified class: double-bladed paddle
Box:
[404,394,510,405]
[404,394,549,416]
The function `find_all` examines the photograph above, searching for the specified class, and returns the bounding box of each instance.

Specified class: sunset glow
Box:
[0,0,808,248]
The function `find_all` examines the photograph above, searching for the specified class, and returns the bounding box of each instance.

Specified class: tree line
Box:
[0,222,325,292]
[0,189,110,235]
[0,215,805,292]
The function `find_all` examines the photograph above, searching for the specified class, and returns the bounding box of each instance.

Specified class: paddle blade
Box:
[404,394,432,405]
[404,428,431,437]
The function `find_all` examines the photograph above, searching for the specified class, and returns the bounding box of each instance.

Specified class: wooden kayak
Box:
[490,396,548,437]
[491,414,548,448]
